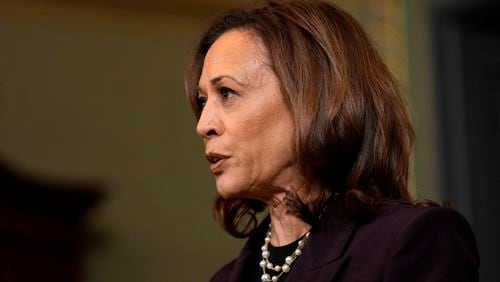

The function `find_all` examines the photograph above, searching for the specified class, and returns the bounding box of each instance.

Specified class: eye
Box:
[218,86,236,100]
[196,96,207,109]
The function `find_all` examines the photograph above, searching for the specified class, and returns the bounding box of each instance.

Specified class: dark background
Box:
[432,0,500,281]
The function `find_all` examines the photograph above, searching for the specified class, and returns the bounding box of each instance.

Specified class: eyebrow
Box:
[198,75,246,94]
[211,75,245,86]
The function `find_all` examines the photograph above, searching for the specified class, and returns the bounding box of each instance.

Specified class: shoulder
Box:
[381,204,479,258]
[348,203,477,256]
[364,204,479,281]
[359,203,479,255]
[374,204,476,242]
[387,202,465,223]
[358,203,473,236]
[339,204,479,281]
[210,259,236,282]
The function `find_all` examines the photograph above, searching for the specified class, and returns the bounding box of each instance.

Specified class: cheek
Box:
[239,114,294,170]
[264,127,294,166]
[226,86,295,179]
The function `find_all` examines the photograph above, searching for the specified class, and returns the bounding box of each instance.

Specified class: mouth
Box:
[206,153,229,175]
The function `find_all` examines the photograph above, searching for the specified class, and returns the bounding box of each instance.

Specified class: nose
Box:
[196,100,223,140]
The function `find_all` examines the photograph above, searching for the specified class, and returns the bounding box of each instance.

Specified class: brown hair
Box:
[185,0,416,238]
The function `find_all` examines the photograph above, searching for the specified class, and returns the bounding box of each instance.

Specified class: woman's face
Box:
[196,30,300,201]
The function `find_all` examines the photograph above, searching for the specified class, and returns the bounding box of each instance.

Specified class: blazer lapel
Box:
[227,250,257,282]
[228,217,271,282]
[227,213,357,282]
[286,213,358,282]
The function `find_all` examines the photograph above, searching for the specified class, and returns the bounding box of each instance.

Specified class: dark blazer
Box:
[210,204,479,282]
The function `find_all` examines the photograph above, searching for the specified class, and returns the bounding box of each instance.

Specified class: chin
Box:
[215,179,245,199]
[216,186,239,199]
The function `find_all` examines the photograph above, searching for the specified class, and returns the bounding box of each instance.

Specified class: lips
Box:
[206,152,229,175]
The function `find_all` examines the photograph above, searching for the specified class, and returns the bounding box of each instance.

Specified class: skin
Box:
[196,29,309,246]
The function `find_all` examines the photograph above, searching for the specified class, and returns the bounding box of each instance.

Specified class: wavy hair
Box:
[185,0,417,237]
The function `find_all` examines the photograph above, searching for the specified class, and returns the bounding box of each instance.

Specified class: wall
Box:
[0,1,242,281]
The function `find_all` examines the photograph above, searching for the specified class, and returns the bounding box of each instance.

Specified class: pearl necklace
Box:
[259,224,311,282]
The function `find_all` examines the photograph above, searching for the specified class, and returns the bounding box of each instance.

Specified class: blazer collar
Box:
[286,211,358,282]
[228,212,357,281]
[302,212,357,269]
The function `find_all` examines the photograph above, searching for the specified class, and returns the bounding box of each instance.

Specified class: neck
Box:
[267,199,310,247]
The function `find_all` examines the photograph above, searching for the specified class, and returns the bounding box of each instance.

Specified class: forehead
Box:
[200,30,270,85]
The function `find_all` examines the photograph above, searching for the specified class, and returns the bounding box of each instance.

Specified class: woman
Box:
[185,1,479,281]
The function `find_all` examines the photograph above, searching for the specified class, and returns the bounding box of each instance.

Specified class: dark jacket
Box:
[210,203,479,282]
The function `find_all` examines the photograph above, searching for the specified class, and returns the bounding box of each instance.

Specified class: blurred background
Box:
[0,0,498,281]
